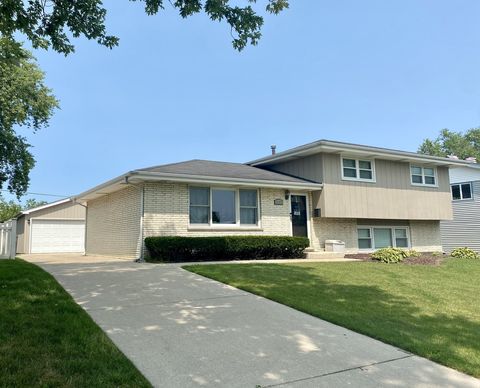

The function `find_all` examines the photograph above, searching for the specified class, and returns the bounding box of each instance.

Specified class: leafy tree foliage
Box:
[418,128,480,161]
[0,196,47,222]
[0,38,59,197]
[24,198,48,210]
[0,0,289,54]
[0,198,21,222]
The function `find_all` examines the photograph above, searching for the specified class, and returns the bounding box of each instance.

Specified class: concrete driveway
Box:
[25,256,480,388]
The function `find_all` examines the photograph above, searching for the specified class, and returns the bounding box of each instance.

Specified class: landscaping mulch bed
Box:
[345,252,445,266]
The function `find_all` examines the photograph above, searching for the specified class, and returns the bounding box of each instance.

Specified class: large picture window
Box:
[212,189,236,224]
[342,158,375,182]
[357,227,410,250]
[189,187,259,226]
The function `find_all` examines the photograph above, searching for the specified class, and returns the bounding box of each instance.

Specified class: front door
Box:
[291,195,308,237]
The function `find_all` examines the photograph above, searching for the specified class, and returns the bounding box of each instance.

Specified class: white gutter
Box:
[133,171,323,190]
[20,198,72,215]
[247,140,475,167]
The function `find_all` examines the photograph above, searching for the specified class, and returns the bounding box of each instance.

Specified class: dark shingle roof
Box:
[138,159,316,183]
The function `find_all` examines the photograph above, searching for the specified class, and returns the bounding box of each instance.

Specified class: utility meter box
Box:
[325,240,345,252]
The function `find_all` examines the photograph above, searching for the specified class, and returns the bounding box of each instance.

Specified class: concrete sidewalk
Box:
[26,257,480,388]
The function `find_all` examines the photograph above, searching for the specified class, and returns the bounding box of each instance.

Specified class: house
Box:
[16,199,86,254]
[440,163,480,253]
[73,140,469,259]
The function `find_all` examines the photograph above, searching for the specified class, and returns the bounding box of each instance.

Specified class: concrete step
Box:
[305,251,345,260]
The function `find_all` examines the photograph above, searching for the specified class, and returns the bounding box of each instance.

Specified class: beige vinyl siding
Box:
[16,202,86,254]
[264,154,323,183]
[86,185,142,258]
[441,180,480,253]
[318,154,452,219]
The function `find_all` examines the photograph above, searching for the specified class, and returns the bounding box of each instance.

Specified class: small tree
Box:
[0,197,50,222]
[418,128,480,161]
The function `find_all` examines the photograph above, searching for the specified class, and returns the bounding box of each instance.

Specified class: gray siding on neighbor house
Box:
[441,180,480,253]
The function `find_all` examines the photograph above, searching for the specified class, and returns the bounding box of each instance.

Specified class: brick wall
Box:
[86,185,142,257]
[143,182,292,238]
[310,217,359,252]
[410,220,442,252]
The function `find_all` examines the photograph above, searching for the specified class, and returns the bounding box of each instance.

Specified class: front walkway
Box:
[24,256,480,387]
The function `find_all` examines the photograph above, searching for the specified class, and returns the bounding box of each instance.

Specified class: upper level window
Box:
[189,187,259,226]
[410,165,436,186]
[451,183,472,200]
[342,158,375,181]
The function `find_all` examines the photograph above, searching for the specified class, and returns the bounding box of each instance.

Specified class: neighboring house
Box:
[16,199,86,254]
[73,140,469,259]
[441,163,480,253]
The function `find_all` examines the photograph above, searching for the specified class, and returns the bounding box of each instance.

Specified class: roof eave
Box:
[74,170,322,202]
[20,198,73,215]
[133,171,322,190]
[247,140,473,167]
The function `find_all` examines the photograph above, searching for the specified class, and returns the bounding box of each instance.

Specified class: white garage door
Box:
[31,219,85,253]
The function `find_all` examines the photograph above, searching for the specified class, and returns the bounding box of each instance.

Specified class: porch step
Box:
[305,251,345,260]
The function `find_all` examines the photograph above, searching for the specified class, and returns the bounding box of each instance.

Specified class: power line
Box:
[0,189,70,198]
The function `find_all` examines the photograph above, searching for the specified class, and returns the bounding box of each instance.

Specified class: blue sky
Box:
[9,0,480,202]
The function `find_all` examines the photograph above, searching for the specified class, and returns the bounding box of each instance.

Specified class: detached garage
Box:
[16,199,86,254]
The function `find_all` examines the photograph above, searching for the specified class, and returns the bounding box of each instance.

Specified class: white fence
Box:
[0,220,17,259]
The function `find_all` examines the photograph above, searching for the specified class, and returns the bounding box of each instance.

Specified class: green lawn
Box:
[185,259,480,377]
[0,259,151,387]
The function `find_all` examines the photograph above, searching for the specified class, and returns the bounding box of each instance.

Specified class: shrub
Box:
[406,249,421,258]
[144,236,310,262]
[371,247,409,263]
[451,247,480,260]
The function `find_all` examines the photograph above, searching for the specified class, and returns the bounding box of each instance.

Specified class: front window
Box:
[342,158,375,181]
[451,183,472,200]
[239,189,258,224]
[189,187,210,224]
[357,227,410,250]
[189,187,259,226]
[411,165,436,186]
[212,189,236,224]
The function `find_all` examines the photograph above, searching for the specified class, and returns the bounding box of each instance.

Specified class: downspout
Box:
[71,198,88,256]
[123,177,145,262]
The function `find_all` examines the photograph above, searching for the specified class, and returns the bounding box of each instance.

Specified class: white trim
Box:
[410,164,438,187]
[21,198,72,215]
[289,193,311,242]
[134,172,322,190]
[188,185,261,229]
[451,182,473,201]
[247,139,473,167]
[75,172,323,202]
[357,226,411,251]
[341,156,376,183]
